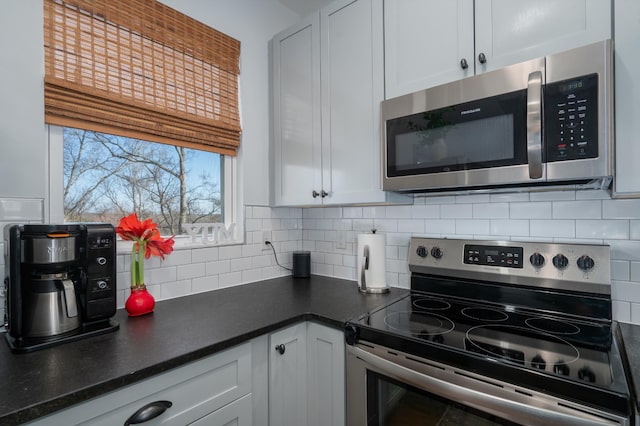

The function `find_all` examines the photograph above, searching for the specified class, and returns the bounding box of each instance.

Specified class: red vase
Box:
[125,287,155,316]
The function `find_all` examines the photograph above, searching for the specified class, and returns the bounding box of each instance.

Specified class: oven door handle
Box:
[527,70,543,180]
[350,345,620,426]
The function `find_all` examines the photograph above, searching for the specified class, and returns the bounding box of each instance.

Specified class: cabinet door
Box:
[474,0,612,72]
[269,323,308,426]
[384,0,474,98]
[307,323,345,426]
[272,15,322,206]
[320,0,389,205]
[613,0,640,196]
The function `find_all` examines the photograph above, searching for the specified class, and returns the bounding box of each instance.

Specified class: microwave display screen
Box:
[386,90,527,177]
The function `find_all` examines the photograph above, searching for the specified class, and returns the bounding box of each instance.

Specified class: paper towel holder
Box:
[357,229,389,294]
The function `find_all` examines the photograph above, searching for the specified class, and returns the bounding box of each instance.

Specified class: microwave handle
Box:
[527,71,543,179]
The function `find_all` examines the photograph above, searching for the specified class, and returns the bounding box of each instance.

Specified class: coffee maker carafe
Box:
[4,224,119,352]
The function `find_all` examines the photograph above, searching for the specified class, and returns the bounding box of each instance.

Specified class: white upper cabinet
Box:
[272,0,410,206]
[475,0,612,73]
[613,0,640,196]
[384,0,474,99]
[272,15,323,206]
[384,0,612,99]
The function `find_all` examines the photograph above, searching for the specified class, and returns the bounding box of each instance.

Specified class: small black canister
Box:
[292,251,310,278]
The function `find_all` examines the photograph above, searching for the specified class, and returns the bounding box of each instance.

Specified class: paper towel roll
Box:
[357,232,388,293]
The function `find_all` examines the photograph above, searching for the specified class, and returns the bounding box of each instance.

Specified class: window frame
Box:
[48,124,245,252]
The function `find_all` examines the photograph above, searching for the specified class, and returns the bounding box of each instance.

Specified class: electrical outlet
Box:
[336,230,347,250]
[262,230,272,251]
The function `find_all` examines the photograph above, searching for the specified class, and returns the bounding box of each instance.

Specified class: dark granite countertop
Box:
[0,275,406,425]
[618,322,640,415]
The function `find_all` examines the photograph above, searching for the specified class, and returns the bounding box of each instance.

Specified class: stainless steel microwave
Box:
[382,40,613,193]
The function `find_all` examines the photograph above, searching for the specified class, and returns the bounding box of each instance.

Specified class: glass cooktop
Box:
[357,290,615,387]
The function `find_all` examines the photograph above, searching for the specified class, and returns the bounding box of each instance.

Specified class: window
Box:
[49,125,242,247]
[62,127,223,235]
[44,0,243,247]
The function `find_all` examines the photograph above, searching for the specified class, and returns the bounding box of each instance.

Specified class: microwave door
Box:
[383,56,547,192]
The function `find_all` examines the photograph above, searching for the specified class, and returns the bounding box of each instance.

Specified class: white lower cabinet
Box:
[26,342,253,426]
[25,323,345,426]
[269,322,345,426]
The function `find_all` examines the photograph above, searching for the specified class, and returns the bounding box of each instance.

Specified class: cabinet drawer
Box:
[190,393,252,426]
[27,342,252,426]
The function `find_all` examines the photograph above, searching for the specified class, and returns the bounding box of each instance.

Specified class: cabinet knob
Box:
[124,400,172,425]
[321,190,328,198]
[478,52,487,64]
[275,344,286,355]
[460,58,468,69]
[312,190,320,198]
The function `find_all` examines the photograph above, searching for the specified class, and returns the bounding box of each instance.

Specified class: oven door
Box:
[381,57,545,192]
[346,343,628,426]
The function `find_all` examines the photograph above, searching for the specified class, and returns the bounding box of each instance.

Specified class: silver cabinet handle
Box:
[527,70,543,179]
[460,58,468,70]
[478,52,487,64]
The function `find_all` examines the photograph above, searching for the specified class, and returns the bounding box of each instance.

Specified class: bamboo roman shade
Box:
[43,0,241,156]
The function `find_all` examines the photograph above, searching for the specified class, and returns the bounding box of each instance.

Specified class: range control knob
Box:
[531,355,546,370]
[430,247,443,259]
[529,252,545,268]
[552,254,569,270]
[416,246,428,258]
[578,367,596,383]
[553,363,570,376]
[577,255,595,271]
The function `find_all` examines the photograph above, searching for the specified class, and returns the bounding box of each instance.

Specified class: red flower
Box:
[116,213,158,242]
[145,233,175,259]
[116,213,175,289]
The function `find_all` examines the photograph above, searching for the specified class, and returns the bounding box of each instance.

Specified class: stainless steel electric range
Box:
[345,237,632,426]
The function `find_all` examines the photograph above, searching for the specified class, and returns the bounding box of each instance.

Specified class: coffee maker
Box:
[4,223,119,353]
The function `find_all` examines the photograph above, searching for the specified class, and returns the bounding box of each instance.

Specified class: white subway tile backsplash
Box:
[576,220,629,240]
[397,219,425,233]
[441,204,472,219]
[490,220,529,236]
[530,220,575,238]
[424,219,456,235]
[630,262,640,282]
[510,202,552,219]
[530,190,575,201]
[603,199,640,219]
[343,207,363,218]
[411,204,440,219]
[456,219,490,235]
[614,301,632,322]
[99,194,640,325]
[553,200,602,219]
[612,260,630,281]
[0,198,43,221]
[191,246,219,263]
[456,194,490,204]
[473,203,509,219]
[177,263,205,280]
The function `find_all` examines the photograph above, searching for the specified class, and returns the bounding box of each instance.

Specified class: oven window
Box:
[366,371,518,426]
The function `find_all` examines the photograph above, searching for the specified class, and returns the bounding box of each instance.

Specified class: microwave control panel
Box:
[544,73,598,162]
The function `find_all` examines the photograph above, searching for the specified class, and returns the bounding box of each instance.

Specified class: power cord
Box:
[265,241,293,272]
